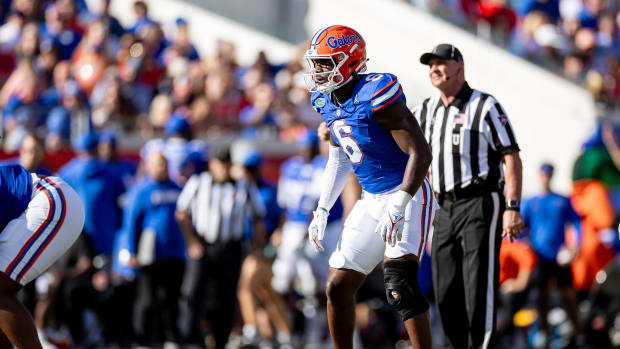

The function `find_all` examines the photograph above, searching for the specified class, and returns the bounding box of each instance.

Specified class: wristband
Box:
[393,190,413,208]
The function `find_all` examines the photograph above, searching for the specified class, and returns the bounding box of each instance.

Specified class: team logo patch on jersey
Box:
[315,97,326,107]
[498,115,508,125]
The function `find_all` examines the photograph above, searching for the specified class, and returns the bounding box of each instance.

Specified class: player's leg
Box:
[0,329,13,349]
[326,199,386,349]
[383,255,431,349]
[536,262,553,339]
[325,268,366,349]
[557,263,583,343]
[0,271,42,349]
[304,220,342,346]
[178,252,208,343]
[384,180,435,349]
[159,260,184,342]
[0,176,83,349]
[213,241,243,347]
[252,257,292,344]
[271,222,306,294]
[237,254,262,344]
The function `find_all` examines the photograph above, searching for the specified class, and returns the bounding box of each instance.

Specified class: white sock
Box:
[243,324,257,339]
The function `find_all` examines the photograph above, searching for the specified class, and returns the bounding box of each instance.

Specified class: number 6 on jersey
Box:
[332,119,364,164]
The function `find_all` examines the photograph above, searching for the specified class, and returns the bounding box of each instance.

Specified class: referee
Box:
[412,43,524,349]
[175,145,266,347]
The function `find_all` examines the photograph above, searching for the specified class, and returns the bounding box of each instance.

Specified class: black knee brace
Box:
[383,259,429,321]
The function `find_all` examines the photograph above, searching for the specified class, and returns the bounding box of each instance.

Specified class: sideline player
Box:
[304,25,436,349]
[0,164,84,348]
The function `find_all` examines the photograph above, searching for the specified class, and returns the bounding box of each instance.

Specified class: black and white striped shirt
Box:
[176,172,265,244]
[412,83,519,195]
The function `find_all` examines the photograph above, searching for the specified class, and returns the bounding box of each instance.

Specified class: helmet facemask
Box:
[304,51,351,94]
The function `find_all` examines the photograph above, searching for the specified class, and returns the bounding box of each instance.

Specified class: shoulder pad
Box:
[354,73,403,110]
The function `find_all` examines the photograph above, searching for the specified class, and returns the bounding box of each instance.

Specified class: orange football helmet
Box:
[304,25,368,94]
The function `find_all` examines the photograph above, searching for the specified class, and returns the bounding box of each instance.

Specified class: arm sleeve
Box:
[317,144,353,211]
[482,98,520,154]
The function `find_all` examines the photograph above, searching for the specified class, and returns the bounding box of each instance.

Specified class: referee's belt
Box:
[438,184,498,203]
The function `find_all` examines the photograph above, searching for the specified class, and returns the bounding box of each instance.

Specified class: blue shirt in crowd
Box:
[141,138,207,185]
[104,159,138,190]
[521,191,582,261]
[0,164,32,233]
[243,178,281,241]
[278,155,343,224]
[124,178,186,262]
[112,183,142,278]
[258,179,281,235]
[58,157,125,255]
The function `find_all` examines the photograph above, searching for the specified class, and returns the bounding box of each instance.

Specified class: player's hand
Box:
[556,245,579,267]
[317,122,331,142]
[375,191,412,247]
[502,210,524,242]
[128,255,140,268]
[499,279,516,294]
[187,239,204,260]
[308,208,329,252]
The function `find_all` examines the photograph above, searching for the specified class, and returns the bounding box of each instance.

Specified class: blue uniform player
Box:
[0,164,84,349]
[303,26,436,349]
[122,151,186,345]
[58,133,125,256]
[272,131,344,298]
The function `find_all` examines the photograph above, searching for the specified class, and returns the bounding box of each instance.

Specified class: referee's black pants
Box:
[178,240,243,347]
[432,192,503,349]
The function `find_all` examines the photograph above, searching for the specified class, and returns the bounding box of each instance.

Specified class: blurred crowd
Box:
[482,121,620,348]
[407,0,620,111]
[1,0,620,348]
[0,0,321,156]
[0,0,401,348]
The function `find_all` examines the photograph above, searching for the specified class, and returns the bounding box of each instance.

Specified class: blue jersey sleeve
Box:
[0,164,32,233]
[367,73,404,113]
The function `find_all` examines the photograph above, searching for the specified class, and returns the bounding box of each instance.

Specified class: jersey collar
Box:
[449,82,473,112]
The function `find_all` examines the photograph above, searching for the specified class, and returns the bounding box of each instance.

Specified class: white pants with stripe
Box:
[272,219,341,296]
[329,179,436,275]
[0,175,84,285]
